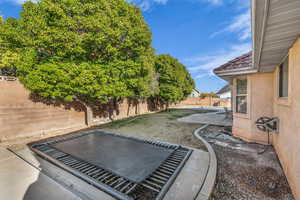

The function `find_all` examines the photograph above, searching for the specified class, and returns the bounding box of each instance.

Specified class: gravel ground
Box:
[200,126,295,200]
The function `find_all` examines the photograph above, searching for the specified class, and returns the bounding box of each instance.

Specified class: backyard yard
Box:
[1,0,300,199]
[96,108,211,150]
[94,108,294,200]
[3,108,295,200]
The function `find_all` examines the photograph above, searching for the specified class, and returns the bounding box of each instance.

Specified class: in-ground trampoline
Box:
[30,130,192,200]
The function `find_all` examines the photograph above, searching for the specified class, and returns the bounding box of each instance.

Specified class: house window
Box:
[236,79,247,114]
[279,56,289,97]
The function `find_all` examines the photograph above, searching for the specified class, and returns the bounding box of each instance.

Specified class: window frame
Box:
[235,78,248,114]
[278,55,289,98]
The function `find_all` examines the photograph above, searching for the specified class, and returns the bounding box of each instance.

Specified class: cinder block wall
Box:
[0,80,162,145]
[178,97,231,107]
[0,80,87,144]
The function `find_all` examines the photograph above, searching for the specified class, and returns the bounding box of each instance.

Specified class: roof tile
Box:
[214,51,252,73]
[217,84,231,94]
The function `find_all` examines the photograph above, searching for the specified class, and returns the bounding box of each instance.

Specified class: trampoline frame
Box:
[30,130,192,200]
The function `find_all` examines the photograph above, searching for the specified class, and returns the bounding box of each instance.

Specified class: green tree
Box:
[200,92,218,98]
[0,17,20,76]
[154,54,194,104]
[0,0,156,104]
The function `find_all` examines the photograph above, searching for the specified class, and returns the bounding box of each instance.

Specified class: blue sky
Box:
[0,0,252,92]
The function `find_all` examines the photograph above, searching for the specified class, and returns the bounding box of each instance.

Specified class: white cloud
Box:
[127,0,168,11]
[153,0,168,3]
[3,0,24,4]
[6,0,167,8]
[186,42,251,80]
[184,56,216,66]
[3,0,37,4]
[227,10,251,40]
[198,0,251,75]
[204,0,223,5]
[202,0,249,8]
[195,72,211,79]
[234,0,250,10]
[210,9,251,41]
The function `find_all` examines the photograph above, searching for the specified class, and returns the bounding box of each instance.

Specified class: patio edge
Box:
[193,124,217,200]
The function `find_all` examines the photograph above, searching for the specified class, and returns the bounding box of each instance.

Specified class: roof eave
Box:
[214,68,258,77]
[253,0,300,72]
[252,0,270,71]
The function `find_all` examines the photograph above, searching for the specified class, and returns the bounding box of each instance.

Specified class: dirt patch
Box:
[95,109,213,151]
[200,126,294,200]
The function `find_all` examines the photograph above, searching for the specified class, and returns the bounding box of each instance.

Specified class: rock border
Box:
[193,124,217,200]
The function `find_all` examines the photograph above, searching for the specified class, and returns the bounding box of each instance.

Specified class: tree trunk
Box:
[85,104,93,126]
[78,100,93,126]
[166,102,170,112]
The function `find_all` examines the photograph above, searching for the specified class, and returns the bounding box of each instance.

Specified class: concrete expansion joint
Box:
[193,124,217,200]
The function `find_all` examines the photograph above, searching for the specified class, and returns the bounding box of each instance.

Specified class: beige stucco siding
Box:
[250,73,274,143]
[232,37,300,199]
[272,38,300,199]
[232,73,274,144]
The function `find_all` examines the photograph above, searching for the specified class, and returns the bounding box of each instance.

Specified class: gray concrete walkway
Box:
[178,112,232,126]
[172,105,225,111]
[8,147,115,200]
[0,147,82,200]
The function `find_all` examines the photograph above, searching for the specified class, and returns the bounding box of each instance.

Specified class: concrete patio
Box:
[0,136,216,200]
[177,111,232,127]
[0,148,82,200]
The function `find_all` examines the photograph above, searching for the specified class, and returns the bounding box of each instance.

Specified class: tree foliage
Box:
[0,17,20,76]
[0,0,195,105]
[0,0,156,104]
[155,54,194,103]
[200,92,218,98]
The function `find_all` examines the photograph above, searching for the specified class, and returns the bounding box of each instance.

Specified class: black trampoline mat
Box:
[51,133,174,183]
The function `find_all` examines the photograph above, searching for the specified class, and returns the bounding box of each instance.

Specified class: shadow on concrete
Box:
[22,171,80,200]
[19,149,116,200]
[0,148,81,200]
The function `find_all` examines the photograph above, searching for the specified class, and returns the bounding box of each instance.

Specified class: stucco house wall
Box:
[271,38,300,199]
[232,73,274,143]
[232,38,300,199]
